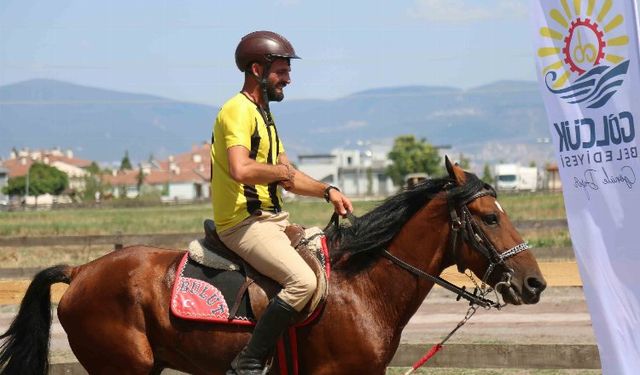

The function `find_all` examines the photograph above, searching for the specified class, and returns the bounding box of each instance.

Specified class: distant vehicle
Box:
[494,164,538,192]
[405,173,428,189]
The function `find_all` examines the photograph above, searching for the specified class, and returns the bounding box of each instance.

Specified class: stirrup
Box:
[226,354,272,375]
[225,365,270,375]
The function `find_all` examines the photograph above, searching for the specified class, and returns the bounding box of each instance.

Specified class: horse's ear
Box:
[445,155,455,178]
[444,155,466,184]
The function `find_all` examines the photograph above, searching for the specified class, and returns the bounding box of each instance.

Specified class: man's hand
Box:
[228,146,296,185]
[278,163,295,190]
[274,155,353,216]
[327,188,353,216]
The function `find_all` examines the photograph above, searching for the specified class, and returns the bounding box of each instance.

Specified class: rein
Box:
[327,185,529,309]
[391,185,529,375]
[381,186,529,309]
[380,250,497,308]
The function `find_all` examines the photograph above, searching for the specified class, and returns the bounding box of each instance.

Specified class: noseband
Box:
[382,183,529,308]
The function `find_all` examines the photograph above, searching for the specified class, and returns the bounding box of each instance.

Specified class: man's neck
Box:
[241,83,265,108]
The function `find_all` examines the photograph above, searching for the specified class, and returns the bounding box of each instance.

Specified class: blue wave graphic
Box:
[545,60,629,108]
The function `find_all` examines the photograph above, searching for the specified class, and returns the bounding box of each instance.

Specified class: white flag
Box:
[531,0,640,373]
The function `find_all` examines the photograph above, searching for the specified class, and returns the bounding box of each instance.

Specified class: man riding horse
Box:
[211,30,354,375]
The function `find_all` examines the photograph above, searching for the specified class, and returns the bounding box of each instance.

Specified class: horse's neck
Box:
[331,208,451,341]
[379,219,451,327]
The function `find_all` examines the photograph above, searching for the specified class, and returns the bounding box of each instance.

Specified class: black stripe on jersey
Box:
[248,119,260,160]
[265,121,281,211]
[244,119,262,214]
[272,122,282,211]
[272,122,281,159]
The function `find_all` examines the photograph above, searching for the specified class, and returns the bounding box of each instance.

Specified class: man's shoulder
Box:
[218,93,263,130]
[215,94,258,136]
[220,93,252,113]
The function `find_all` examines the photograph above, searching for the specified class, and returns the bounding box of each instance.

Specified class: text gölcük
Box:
[554,111,637,168]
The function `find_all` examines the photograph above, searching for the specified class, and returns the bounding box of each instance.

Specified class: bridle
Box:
[447,186,529,285]
[379,182,532,372]
[381,183,529,309]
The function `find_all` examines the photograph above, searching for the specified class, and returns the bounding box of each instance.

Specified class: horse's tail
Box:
[0,265,72,375]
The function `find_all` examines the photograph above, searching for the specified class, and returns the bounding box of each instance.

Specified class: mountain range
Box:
[0,79,555,168]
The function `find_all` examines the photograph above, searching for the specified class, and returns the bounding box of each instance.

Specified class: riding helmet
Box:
[235,31,300,72]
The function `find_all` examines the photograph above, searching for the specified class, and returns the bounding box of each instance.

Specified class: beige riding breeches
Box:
[218,211,317,312]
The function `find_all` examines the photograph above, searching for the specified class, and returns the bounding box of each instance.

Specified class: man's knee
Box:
[289,267,317,299]
[298,268,317,296]
[280,266,317,311]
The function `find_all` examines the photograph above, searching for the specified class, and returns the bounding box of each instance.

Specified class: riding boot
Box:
[227,296,298,375]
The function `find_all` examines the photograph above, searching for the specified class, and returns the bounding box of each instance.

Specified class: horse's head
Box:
[443,157,546,305]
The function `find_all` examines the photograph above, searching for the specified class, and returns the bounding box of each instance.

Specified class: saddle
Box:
[171,219,329,325]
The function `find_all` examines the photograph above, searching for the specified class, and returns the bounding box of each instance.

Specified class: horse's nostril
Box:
[525,276,547,294]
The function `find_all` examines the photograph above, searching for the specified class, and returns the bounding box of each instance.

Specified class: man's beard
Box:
[266,83,284,102]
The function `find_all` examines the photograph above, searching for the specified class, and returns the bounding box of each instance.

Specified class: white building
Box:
[298,147,396,197]
[50,160,89,192]
[0,148,92,203]
[103,144,210,201]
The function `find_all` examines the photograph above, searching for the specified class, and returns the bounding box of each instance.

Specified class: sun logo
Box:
[538,0,630,108]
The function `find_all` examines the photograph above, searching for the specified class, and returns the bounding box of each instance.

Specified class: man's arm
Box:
[277,154,353,215]
[227,145,294,185]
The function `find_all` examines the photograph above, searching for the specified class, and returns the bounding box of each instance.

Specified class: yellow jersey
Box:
[211,93,285,232]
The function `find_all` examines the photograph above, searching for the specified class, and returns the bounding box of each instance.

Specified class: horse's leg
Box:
[295,290,394,375]
[57,257,157,374]
[63,323,154,374]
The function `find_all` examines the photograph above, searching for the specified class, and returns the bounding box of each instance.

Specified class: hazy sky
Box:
[0,0,535,106]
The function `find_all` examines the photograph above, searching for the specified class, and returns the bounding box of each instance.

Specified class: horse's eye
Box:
[482,213,499,226]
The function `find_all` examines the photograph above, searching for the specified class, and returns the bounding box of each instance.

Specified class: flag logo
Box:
[538,0,630,108]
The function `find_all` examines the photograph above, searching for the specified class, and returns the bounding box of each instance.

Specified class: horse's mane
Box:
[326,172,488,272]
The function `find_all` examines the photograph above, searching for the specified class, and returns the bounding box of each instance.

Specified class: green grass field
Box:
[496,191,566,220]
[0,192,567,244]
[0,200,377,237]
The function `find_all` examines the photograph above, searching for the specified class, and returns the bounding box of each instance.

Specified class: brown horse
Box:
[0,160,546,375]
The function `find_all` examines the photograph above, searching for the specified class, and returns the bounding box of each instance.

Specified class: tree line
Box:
[3,139,495,199]
[2,151,137,201]
[386,135,493,186]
